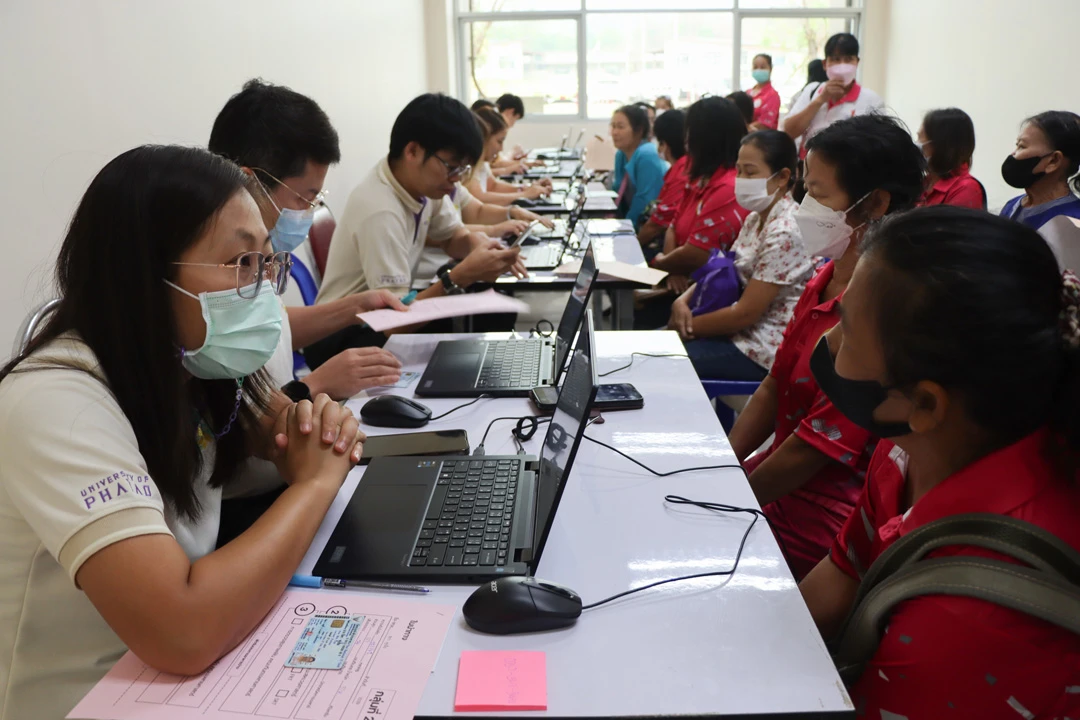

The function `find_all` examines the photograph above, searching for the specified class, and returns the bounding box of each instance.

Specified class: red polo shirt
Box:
[748,82,781,130]
[831,428,1080,719]
[744,261,876,579]
[649,155,690,228]
[918,163,985,209]
[671,166,745,253]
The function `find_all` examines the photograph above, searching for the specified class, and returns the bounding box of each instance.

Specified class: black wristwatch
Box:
[281,380,313,403]
[437,263,466,296]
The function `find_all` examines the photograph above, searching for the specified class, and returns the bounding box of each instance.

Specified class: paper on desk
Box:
[586,182,617,198]
[358,290,530,331]
[583,197,618,211]
[454,651,547,712]
[68,591,455,720]
[1037,214,1080,273]
[555,259,668,287]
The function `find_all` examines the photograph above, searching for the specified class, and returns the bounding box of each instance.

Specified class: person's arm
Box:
[285,290,406,349]
[78,396,360,676]
[800,555,860,641]
[747,433,832,506]
[727,374,780,461]
[686,279,782,338]
[782,83,833,140]
[652,243,711,275]
[626,155,667,230]
[637,218,667,246]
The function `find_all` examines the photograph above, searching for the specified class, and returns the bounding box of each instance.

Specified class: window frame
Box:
[454,0,864,121]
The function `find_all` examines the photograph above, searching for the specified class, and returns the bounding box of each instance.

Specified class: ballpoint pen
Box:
[289,574,430,594]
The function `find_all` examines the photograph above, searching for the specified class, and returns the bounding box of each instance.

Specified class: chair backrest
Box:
[290,255,319,306]
[309,206,335,277]
[12,298,61,358]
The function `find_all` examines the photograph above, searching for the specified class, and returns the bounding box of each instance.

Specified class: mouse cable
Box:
[598,352,689,378]
[531,319,555,338]
[428,394,492,422]
[474,415,551,456]
[581,495,763,610]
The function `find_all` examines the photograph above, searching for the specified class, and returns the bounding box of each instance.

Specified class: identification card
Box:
[285,613,365,670]
[385,371,420,388]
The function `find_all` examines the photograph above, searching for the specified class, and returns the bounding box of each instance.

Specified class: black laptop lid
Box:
[529,310,599,569]
[553,239,598,384]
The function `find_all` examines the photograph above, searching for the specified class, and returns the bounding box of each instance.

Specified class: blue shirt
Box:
[612,141,668,230]
[1000,192,1080,231]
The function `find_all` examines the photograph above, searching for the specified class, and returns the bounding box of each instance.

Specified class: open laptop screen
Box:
[553,239,597,385]
[530,310,599,568]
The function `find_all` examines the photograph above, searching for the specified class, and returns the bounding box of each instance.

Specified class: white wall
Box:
[875,0,1080,210]
[0,0,429,356]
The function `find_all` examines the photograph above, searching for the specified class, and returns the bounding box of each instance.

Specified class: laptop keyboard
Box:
[410,458,520,568]
[520,243,566,269]
[477,340,543,389]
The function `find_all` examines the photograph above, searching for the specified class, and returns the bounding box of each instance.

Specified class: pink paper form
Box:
[454,651,547,712]
[359,290,530,332]
[68,591,455,720]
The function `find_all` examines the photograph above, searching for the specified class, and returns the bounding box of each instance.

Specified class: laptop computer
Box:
[312,311,600,582]
[518,196,588,270]
[416,240,598,398]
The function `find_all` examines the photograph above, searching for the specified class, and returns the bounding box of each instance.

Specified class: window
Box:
[456,0,862,120]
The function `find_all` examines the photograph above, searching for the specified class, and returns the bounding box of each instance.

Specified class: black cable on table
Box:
[582,434,743,477]
[428,394,492,421]
[599,352,688,378]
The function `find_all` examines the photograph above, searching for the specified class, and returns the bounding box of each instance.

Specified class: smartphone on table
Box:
[529,383,644,414]
[359,429,469,465]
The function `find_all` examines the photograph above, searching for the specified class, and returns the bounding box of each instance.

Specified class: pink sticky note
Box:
[454,651,547,712]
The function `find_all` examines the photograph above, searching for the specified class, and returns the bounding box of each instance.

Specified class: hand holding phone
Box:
[502,220,542,249]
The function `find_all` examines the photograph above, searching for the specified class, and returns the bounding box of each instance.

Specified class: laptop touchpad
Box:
[354,483,429,539]
[432,352,480,380]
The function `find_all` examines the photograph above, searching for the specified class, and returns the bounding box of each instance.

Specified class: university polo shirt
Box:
[831,428,1080,719]
[744,261,876,579]
[787,82,884,159]
[918,163,985,209]
[315,157,463,303]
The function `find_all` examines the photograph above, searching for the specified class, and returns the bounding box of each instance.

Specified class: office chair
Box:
[308,206,335,277]
[700,378,761,433]
[13,298,61,357]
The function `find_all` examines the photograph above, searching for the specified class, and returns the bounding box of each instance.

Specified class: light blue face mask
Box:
[165,280,283,380]
[269,203,316,253]
[752,69,771,84]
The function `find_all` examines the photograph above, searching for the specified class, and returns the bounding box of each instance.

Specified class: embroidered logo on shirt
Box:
[80,471,153,510]
[379,274,410,286]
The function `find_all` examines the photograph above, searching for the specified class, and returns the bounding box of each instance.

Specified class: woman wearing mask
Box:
[783,33,884,158]
[637,108,689,251]
[917,108,986,209]
[466,107,552,207]
[747,54,782,131]
[669,130,813,380]
[802,207,1080,718]
[610,104,668,230]
[1000,110,1080,232]
[0,146,363,719]
[727,114,925,580]
[640,97,748,329]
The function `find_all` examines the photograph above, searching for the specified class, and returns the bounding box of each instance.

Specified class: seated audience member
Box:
[490,94,538,175]
[727,91,756,127]
[496,93,525,128]
[610,103,668,229]
[208,80,403,396]
[637,97,747,329]
[801,207,1080,718]
[0,145,362,719]
[655,95,674,112]
[917,107,985,209]
[312,94,524,360]
[747,53,781,130]
[637,102,657,137]
[1000,110,1080,232]
[466,106,552,206]
[471,98,495,111]
[669,131,813,380]
[784,33,884,157]
[727,114,925,580]
[637,108,688,250]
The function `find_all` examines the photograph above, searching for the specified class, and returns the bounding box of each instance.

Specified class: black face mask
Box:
[808,337,911,438]
[1001,153,1050,189]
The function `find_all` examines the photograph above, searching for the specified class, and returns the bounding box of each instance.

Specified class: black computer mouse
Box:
[463,576,582,635]
[359,395,432,428]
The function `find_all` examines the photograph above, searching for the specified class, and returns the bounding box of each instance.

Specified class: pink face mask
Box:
[826,62,857,85]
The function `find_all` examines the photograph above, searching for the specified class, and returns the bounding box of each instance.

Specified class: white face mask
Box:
[826,62,857,85]
[795,192,870,259]
[734,173,781,213]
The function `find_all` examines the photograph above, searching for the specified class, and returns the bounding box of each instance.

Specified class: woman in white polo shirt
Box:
[0,145,363,720]
[783,33,884,158]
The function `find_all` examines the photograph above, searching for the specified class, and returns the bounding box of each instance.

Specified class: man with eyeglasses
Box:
[313,92,526,365]
[209,79,406,402]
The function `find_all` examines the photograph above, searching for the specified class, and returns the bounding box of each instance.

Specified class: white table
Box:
[298,332,853,719]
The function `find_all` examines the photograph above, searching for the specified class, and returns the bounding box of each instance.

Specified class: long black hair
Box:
[1026,110,1080,194]
[1,145,274,519]
[685,96,747,181]
[861,206,1080,470]
[922,107,976,177]
[652,108,686,160]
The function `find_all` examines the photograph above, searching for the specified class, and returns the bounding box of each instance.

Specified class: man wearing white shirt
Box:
[783,33,884,158]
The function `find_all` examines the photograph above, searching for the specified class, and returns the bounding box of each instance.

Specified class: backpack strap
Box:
[831,513,1080,685]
